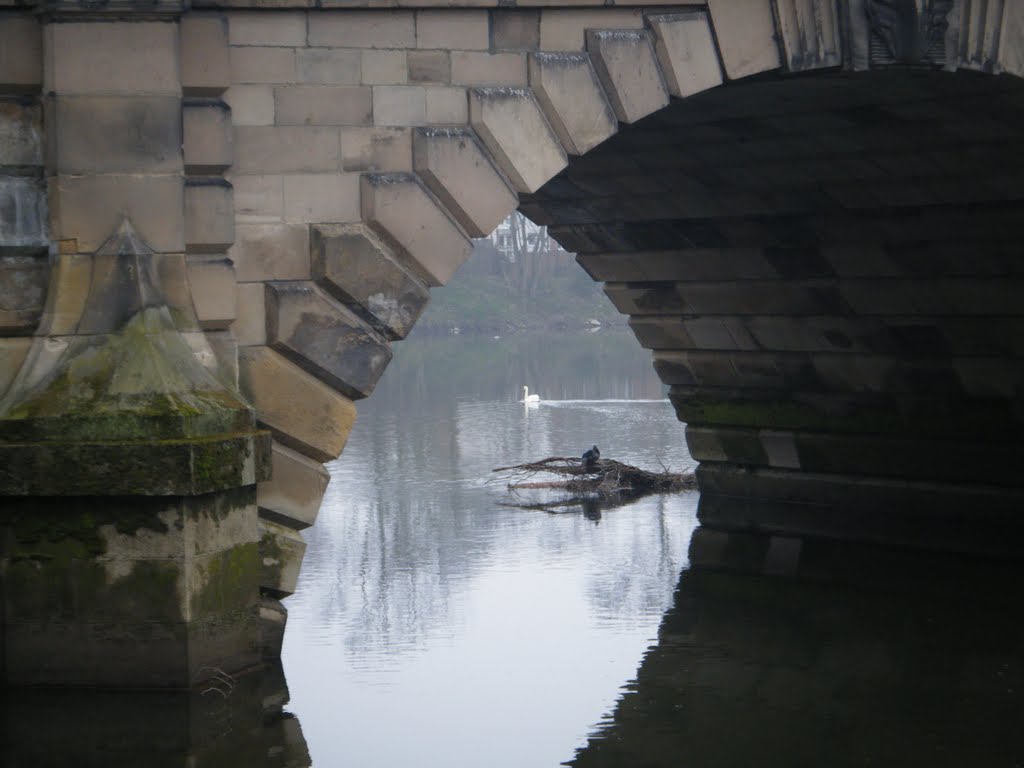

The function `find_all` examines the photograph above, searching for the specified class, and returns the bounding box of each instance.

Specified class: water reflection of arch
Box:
[568,529,1024,767]
[1,662,310,768]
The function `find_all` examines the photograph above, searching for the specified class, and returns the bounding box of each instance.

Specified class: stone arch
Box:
[3,0,1024,661]
[217,1,1024,646]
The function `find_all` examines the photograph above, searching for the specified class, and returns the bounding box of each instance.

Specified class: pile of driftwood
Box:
[491,456,695,515]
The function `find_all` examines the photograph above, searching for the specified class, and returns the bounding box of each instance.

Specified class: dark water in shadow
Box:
[568,530,1024,768]
[4,331,1022,766]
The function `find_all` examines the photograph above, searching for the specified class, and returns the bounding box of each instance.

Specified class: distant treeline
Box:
[413,215,625,335]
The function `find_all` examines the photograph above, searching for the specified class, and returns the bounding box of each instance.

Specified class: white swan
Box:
[521,385,540,403]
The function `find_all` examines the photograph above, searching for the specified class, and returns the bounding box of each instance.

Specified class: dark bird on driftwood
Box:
[582,445,600,469]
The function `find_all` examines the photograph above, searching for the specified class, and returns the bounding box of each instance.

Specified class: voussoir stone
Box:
[772,0,842,72]
[586,29,669,124]
[413,127,517,237]
[527,52,617,156]
[706,0,782,80]
[646,12,723,98]
[258,440,330,530]
[259,518,306,598]
[265,280,393,401]
[360,172,472,287]
[238,345,357,463]
[469,87,567,193]
[311,222,429,340]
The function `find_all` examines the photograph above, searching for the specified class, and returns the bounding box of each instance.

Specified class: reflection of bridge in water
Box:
[570,530,1024,768]
[1,0,1024,686]
[7,529,1020,767]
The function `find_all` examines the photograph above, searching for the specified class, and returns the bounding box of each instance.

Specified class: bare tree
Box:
[493,213,564,298]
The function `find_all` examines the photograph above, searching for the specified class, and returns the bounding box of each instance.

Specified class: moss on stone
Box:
[190,542,260,619]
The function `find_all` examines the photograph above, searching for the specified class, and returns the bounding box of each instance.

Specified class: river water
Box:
[5,331,1024,766]
[282,329,700,767]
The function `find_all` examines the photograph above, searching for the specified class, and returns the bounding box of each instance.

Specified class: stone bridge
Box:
[1,0,1023,686]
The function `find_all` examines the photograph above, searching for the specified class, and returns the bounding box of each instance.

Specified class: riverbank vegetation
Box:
[412,214,625,336]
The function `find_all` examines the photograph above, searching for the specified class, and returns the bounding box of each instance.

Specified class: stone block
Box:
[527,52,616,156]
[232,126,340,173]
[469,87,566,193]
[0,175,46,252]
[586,29,668,124]
[238,345,357,462]
[0,492,263,686]
[265,281,392,399]
[413,127,517,237]
[0,101,42,168]
[201,330,239,389]
[49,174,183,254]
[224,85,275,126]
[706,0,781,79]
[491,10,540,50]
[0,254,46,334]
[181,13,231,96]
[425,87,468,124]
[233,281,267,346]
[230,47,296,84]
[538,9,645,51]
[297,48,361,85]
[0,14,42,92]
[228,11,306,47]
[646,12,723,98]
[282,172,361,223]
[44,22,179,95]
[186,255,237,330]
[772,0,842,72]
[260,595,288,659]
[998,2,1024,76]
[229,222,310,281]
[32,253,90,336]
[373,85,426,126]
[258,519,306,598]
[956,0,1006,71]
[577,248,774,282]
[311,222,429,339]
[361,173,472,287]
[307,11,415,49]
[46,95,182,175]
[0,336,31,397]
[230,173,283,222]
[183,99,233,174]
[451,51,527,86]
[274,85,372,126]
[361,50,407,85]
[185,179,235,253]
[258,440,329,530]
[341,126,412,172]
[408,50,450,83]
[417,10,489,50]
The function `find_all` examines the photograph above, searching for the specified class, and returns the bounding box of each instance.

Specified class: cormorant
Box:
[582,445,600,469]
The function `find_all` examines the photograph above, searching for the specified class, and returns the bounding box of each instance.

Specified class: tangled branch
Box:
[491,456,695,514]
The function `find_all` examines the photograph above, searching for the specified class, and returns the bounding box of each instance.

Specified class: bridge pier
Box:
[0,6,273,686]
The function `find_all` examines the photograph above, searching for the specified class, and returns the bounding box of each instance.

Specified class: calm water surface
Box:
[282,330,700,767]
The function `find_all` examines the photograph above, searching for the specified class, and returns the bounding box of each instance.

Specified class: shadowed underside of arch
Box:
[522,67,1024,554]
[1,0,1024,685]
